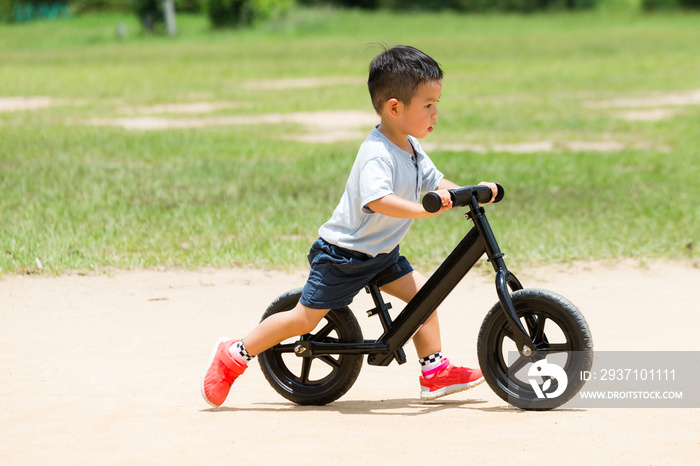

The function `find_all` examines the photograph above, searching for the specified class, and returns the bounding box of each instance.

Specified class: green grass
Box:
[1,8,699,275]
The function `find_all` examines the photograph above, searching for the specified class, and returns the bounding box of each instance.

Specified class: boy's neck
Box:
[377,123,413,154]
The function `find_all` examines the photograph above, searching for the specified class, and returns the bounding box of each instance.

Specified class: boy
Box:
[202,45,497,407]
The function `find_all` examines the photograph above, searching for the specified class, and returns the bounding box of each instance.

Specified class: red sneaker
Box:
[419,360,484,400]
[201,338,247,407]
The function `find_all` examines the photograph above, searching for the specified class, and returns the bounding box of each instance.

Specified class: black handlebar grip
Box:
[494,183,505,203]
[422,192,443,213]
[472,185,494,204]
[422,183,505,213]
[472,183,506,204]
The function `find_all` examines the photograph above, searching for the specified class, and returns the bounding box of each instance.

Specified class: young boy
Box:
[202,45,497,408]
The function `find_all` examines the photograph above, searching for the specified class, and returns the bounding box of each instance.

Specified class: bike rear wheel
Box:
[258,289,364,405]
[477,288,593,410]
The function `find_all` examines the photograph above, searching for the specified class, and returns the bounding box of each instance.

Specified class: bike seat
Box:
[366,264,402,288]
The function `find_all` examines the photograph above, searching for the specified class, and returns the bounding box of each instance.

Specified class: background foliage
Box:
[206,0,294,27]
[1,10,698,275]
[2,0,700,25]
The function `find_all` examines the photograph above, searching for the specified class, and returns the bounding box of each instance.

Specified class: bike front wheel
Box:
[477,288,593,410]
[258,289,364,406]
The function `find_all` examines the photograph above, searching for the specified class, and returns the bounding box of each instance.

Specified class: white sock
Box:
[420,352,446,378]
[229,340,254,365]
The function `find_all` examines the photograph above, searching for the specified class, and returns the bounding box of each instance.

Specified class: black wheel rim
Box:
[263,307,359,398]
[268,316,346,389]
[485,300,584,403]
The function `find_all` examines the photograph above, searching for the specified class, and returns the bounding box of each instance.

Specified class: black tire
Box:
[477,288,593,410]
[258,289,364,405]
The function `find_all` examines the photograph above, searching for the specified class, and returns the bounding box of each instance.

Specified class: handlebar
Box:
[422,183,505,213]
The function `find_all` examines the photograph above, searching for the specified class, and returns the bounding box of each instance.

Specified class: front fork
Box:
[468,197,533,357]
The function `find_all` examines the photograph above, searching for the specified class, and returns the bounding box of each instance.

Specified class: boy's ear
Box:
[385,98,402,118]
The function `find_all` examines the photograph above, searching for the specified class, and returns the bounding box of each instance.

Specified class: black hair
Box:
[367,45,444,115]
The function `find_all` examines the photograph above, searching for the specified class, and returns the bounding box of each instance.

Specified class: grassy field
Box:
[1,9,699,275]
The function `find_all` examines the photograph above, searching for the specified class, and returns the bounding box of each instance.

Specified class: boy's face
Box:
[396,80,442,139]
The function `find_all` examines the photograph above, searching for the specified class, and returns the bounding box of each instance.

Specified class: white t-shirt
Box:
[318,126,444,256]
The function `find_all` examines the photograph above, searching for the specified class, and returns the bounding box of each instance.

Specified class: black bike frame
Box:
[294,192,534,365]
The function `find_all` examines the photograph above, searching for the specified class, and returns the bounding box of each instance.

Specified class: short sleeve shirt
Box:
[318,126,444,256]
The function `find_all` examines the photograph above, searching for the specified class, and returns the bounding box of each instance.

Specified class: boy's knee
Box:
[295,319,318,336]
[289,303,327,335]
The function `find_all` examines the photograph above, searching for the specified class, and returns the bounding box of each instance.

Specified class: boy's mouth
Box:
[428,126,434,133]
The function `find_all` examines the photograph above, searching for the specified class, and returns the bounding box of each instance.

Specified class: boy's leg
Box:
[380,269,484,400]
[379,270,441,358]
[242,302,330,356]
[201,302,329,407]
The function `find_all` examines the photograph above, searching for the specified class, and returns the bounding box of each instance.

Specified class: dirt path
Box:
[8,87,700,147]
[1,261,699,464]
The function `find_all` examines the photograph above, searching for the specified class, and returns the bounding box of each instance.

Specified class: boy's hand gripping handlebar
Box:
[422,183,505,213]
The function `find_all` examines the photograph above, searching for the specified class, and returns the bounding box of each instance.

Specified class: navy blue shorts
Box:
[299,238,413,310]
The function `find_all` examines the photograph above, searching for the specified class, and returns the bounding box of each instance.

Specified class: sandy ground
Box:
[1,260,699,465]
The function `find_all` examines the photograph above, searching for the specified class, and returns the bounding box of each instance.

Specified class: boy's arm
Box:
[438,178,460,190]
[366,179,499,219]
[366,194,447,218]
[439,179,498,200]
[367,178,456,218]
